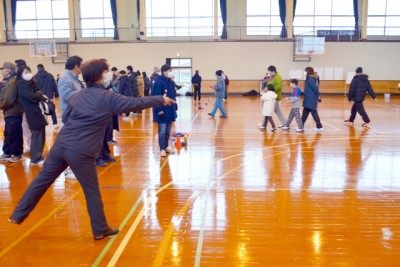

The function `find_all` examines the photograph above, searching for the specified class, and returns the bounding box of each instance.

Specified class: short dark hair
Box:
[65,56,83,70]
[16,66,32,79]
[127,65,133,72]
[15,59,27,68]
[81,59,109,87]
[111,67,118,71]
[267,65,277,73]
[37,64,44,69]
[267,84,275,91]
[290,79,298,85]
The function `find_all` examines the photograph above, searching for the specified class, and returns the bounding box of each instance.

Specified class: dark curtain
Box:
[220,0,227,39]
[353,0,359,27]
[279,0,287,38]
[110,0,119,40]
[137,0,143,38]
[279,0,297,38]
[11,0,17,29]
[166,58,171,66]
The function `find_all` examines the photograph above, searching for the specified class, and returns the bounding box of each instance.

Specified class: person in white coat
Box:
[260,84,277,132]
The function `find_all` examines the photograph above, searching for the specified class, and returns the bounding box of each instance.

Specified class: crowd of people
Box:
[1,57,376,240]
[258,65,376,132]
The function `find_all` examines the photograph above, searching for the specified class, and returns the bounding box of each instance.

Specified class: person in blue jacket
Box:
[301,67,323,131]
[152,64,177,157]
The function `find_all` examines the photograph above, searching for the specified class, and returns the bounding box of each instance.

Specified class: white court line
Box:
[321,120,341,131]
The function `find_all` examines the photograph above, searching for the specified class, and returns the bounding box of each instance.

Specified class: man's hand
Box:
[163,94,176,106]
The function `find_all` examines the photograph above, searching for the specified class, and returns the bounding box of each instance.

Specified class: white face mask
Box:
[22,73,33,81]
[166,71,174,79]
[102,72,112,87]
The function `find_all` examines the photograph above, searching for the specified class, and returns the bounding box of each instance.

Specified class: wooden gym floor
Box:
[0,95,399,266]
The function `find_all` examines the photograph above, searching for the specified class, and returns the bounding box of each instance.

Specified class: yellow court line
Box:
[0,140,145,258]
[107,181,174,267]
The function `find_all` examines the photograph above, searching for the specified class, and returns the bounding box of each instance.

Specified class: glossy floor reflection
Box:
[0,95,400,266]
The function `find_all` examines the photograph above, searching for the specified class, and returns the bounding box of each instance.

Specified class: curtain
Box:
[110,0,119,40]
[279,0,297,38]
[353,0,359,27]
[137,0,142,39]
[279,0,287,38]
[11,0,16,29]
[220,0,227,39]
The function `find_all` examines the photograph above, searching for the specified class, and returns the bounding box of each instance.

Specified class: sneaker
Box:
[219,115,227,118]
[271,128,277,132]
[96,159,106,167]
[258,125,266,130]
[277,125,284,128]
[207,113,214,117]
[122,117,130,121]
[104,157,117,163]
[64,168,76,179]
[166,147,174,153]
[160,150,167,157]
[344,120,354,125]
[0,154,11,161]
[256,122,263,126]
[282,126,290,130]
[8,217,21,225]
[94,227,119,240]
[30,159,44,166]
[295,128,304,132]
[362,122,371,128]
[315,128,324,131]
[7,155,22,163]
[107,140,118,145]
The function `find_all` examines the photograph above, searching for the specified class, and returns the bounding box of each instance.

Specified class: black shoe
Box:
[94,227,119,240]
[208,113,214,117]
[96,159,106,167]
[219,115,227,118]
[8,217,21,224]
[104,157,117,163]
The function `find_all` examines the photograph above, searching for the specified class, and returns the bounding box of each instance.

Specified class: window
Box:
[170,58,192,94]
[246,0,281,35]
[367,0,400,36]
[80,0,113,38]
[293,0,354,35]
[145,0,222,37]
[15,0,69,39]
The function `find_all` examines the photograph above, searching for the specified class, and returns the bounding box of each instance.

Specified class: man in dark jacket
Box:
[0,62,23,163]
[191,70,202,102]
[34,64,59,126]
[345,67,376,128]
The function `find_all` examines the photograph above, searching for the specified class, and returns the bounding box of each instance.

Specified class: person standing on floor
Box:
[9,59,175,240]
[33,64,59,127]
[16,66,47,165]
[266,65,286,127]
[152,64,177,157]
[282,79,304,132]
[301,67,323,131]
[208,70,227,118]
[0,62,23,163]
[260,84,277,132]
[191,70,202,102]
[143,71,151,96]
[58,55,84,178]
[345,67,376,128]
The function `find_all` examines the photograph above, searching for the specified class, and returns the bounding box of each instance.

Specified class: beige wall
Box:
[1,41,399,82]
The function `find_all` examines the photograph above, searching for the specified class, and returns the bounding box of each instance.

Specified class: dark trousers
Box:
[50,111,57,125]
[302,108,322,128]
[349,101,370,123]
[98,131,111,160]
[11,145,110,236]
[194,86,201,100]
[30,127,45,163]
[105,123,113,142]
[224,86,228,100]
[263,116,276,129]
[3,115,23,156]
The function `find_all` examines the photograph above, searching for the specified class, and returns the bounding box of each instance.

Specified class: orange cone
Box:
[176,136,182,150]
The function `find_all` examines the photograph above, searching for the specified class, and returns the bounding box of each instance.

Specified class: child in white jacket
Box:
[260,84,277,132]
